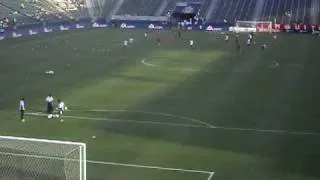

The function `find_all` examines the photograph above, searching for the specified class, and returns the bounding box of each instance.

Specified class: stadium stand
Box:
[204,0,319,24]
[1,0,320,26]
[199,0,211,18]
[259,0,313,23]
[116,0,163,16]
[0,0,87,25]
[206,0,257,23]
[162,0,180,16]
[0,3,37,25]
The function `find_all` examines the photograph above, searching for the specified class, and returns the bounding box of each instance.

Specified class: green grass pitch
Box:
[0,28,320,180]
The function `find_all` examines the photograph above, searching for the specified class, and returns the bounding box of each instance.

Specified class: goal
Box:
[0,136,86,180]
[235,21,273,32]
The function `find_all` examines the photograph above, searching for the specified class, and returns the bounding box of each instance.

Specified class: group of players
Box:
[123,30,271,51]
[19,94,66,121]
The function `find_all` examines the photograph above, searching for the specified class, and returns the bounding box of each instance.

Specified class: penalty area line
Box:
[25,112,320,136]
[26,112,209,129]
[88,109,216,128]
[88,160,213,175]
[0,152,214,177]
[207,172,215,180]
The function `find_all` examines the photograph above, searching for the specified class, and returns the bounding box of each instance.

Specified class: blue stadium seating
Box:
[206,0,319,24]
[117,0,163,16]
[207,0,257,23]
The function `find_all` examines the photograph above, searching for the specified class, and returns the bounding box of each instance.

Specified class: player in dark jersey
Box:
[235,36,240,51]
[157,36,161,45]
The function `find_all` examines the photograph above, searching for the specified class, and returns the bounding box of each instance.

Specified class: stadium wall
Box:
[229,23,320,33]
[1,20,320,41]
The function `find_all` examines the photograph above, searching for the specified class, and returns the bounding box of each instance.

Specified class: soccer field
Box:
[0,28,320,180]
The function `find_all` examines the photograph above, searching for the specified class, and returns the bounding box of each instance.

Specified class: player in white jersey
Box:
[225,35,229,42]
[144,32,148,38]
[57,100,65,119]
[262,44,267,50]
[273,34,277,40]
[129,38,134,43]
[247,38,251,46]
[123,40,128,47]
[19,98,25,120]
[189,40,194,49]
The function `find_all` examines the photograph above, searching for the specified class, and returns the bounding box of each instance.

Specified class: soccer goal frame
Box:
[0,135,86,180]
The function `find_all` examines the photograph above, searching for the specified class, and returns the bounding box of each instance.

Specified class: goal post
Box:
[232,21,273,32]
[0,135,86,180]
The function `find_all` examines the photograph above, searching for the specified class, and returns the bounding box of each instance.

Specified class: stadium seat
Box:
[1,0,319,25]
[117,0,163,16]
[204,0,317,24]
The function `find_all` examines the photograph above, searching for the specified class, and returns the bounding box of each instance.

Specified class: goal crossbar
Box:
[0,135,86,146]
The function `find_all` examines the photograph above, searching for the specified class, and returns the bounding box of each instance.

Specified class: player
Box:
[123,40,128,47]
[189,40,194,49]
[262,44,267,50]
[225,34,229,42]
[178,30,182,39]
[235,36,240,51]
[129,37,134,43]
[19,97,25,121]
[144,32,148,38]
[247,38,251,46]
[248,32,253,42]
[157,36,161,45]
[57,99,65,119]
[46,94,54,115]
[273,34,277,40]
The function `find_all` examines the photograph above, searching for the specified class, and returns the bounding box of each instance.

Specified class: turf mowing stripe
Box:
[141,58,201,72]
[25,112,320,136]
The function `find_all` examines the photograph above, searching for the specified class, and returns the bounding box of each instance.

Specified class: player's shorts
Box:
[58,108,64,115]
[47,103,53,113]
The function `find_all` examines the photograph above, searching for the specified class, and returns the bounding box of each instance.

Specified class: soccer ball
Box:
[48,114,53,119]
[21,119,25,123]
[65,106,68,110]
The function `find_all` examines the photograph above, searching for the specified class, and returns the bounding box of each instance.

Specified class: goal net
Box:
[233,21,272,32]
[0,136,86,180]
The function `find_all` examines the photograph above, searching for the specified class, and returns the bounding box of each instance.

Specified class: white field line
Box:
[88,160,213,175]
[88,109,215,128]
[27,112,208,128]
[0,152,213,175]
[207,172,215,180]
[26,112,320,136]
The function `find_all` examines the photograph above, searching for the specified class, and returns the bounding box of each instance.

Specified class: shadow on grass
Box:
[101,39,320,178]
